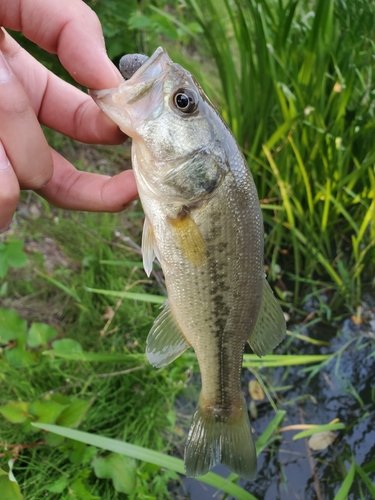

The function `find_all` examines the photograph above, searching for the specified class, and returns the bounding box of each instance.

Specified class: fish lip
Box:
[127,46,168,81]
[89,88,111,99]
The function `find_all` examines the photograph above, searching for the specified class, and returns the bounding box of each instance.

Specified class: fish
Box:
[90,47,286,480]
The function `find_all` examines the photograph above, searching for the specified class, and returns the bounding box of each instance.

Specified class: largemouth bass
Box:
[90,47,286,480]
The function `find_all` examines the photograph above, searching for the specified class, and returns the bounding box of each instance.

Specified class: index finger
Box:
[0,0,122,89]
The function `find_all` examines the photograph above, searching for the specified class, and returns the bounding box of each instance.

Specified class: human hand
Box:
[0,0,138,233]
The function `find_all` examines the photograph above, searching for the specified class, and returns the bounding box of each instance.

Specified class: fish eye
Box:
[173,89,198,114]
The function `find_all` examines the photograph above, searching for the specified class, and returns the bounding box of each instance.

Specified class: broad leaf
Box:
[27,323,57,348]
[92,453,137,494]
[0,308,27,344]
[46,476,68,494]
[51,339,83,356]
[5,241,28,268]
[4,345,36,368]
[0,401,29,423]
[0,468,23,500]
[57,399,92,428]
[30,400,67,424]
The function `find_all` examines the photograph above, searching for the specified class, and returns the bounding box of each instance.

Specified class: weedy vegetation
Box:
[1,0,374,498]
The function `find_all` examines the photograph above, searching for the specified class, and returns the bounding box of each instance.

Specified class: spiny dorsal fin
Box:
[146,301,190,367]
[248,279,286,357]
[168,206,207,267]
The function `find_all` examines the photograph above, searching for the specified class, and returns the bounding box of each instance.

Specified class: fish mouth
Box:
[125,46,169,81]
[89,47,172,136]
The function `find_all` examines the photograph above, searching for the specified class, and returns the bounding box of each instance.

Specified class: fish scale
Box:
[90,46,286,480]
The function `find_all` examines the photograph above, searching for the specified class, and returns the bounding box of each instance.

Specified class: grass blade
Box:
[255,410,286,453]
[355,464,375,498]
[293,422,345,440]
[42,350,145,362]
[37,270,81,302]
[85,287,166,304]
[333,460,356,500]
[242,354,329,368]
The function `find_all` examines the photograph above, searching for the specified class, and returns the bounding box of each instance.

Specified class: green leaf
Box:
[46,475,69,493]
[30,400,67,424]
[50,394,72,405]
[92,453,137,494]
[0,282,8,296]
[56,399,92,428]
[0,468,23,500]
[45,432,65,447]
[0,401,29,423]
[51,339,83,356]
[32,424,257,500]
[128,12,154,30]
[4,345,36,368]
[5,241,28,268]
[0,251,8,278]
[82,446,98,466]
[0,308,27,344]
[27,323,57,348]
[67,441,88,465]
[69,470,100,500]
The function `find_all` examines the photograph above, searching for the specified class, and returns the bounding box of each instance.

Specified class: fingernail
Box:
[0,50,11,83]
[0,140,10,170]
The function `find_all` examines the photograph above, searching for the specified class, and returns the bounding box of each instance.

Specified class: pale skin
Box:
[0,0,138,233]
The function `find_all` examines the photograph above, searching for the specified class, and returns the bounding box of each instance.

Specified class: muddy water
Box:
[174,297,375,499]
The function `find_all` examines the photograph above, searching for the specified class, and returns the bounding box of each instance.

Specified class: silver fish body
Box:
[90,47,285,479]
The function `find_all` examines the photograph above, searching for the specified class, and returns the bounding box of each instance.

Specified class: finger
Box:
[0,140,20,232]
[0,30,124,145]
[37,149,138,212]
[0,50,53,189]
[0,0,122,89]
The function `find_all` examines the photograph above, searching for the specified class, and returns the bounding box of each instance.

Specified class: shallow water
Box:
[173,297,375,499]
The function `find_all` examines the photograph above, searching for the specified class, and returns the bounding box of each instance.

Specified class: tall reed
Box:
[182,0,375,310]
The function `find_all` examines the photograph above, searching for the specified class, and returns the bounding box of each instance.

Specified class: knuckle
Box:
[19,149,54,190]
[85,7,102,31]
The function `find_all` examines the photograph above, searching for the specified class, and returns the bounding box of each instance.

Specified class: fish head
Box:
[91,47,227,202]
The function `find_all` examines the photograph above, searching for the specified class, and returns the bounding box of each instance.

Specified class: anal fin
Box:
[248,279,286,357]
[146,301,190,367]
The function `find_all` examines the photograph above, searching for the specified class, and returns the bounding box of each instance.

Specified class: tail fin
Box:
[184,401,257,480]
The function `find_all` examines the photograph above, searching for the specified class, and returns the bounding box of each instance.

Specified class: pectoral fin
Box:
[248,280,286,356]
[168,207,207,267]
[142,217,161,277]
[146,301,190,367]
